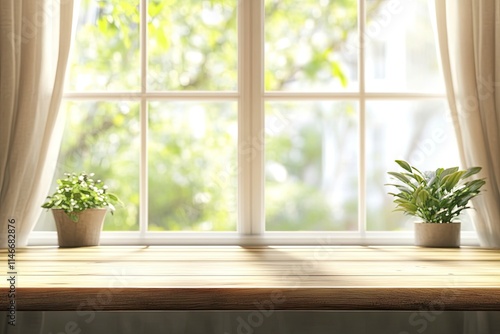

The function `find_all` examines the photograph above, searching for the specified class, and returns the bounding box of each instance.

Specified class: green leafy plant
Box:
[386,160,485,223]
[42,172,121,222]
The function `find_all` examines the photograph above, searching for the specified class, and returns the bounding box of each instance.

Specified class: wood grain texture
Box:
[1,246,500,311]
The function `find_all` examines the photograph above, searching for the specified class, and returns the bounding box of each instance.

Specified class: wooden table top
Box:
[1,246,500,311]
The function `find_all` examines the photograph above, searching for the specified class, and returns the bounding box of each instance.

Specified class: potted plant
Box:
[42,172,121,247]
[386,160,485,248]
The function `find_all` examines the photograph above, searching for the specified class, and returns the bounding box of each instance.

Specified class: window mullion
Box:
[140,0,148,238]
[358,0,367,239]
[250,0,265,235]
[238,0,265,236]
[238,0,252,235]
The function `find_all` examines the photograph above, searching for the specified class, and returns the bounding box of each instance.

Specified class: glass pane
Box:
[365,0,444,92]
[35,101,140,231]
[148,102,237,231]
[67,0,140,91]
[265,102,359,231]
[365,100,474,231]
[265,0,358,92]
[148,0,237,91]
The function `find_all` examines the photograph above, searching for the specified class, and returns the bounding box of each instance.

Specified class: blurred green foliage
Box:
[148,0,237,90]
[264,0,358,90]
[52,0,395,232]
[265,102,359,231]
[148,102,238,231]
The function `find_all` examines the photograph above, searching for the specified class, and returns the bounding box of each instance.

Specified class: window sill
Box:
[1,245,499,311]
[27,231,480,246]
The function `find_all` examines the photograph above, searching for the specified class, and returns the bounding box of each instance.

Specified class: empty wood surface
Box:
[1,246,499,311]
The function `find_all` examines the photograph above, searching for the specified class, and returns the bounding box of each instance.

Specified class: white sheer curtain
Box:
[0,0,74,248]
[434,0,500,248]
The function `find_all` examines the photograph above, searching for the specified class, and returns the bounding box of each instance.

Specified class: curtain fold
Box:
[435,0,500,248]
[0,0,74,248]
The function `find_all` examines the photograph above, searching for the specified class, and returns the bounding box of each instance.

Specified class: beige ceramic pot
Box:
[414,222,461,248]
[52,209,107,247]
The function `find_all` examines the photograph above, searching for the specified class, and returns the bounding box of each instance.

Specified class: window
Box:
[34,0,474,244]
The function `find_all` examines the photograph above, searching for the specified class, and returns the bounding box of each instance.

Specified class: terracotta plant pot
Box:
[414,222,461,248]
[52,209,107,247]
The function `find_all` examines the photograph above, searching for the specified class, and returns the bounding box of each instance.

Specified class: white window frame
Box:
[29,0,479,246]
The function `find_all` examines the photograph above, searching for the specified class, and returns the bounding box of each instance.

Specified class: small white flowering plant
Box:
[42,172,121,222]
